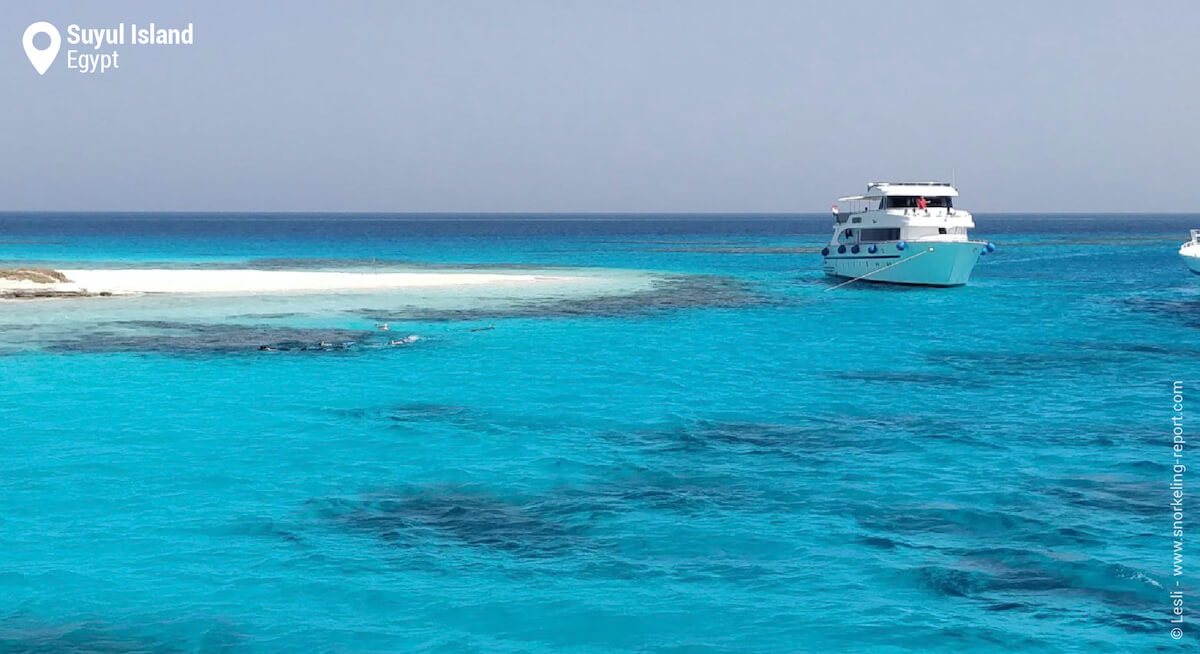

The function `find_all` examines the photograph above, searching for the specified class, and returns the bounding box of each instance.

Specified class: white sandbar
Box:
[5,268,585,296]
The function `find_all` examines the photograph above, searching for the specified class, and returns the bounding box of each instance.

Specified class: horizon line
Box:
[0,210,1195,217]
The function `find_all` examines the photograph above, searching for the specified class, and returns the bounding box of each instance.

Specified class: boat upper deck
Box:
[839,182,958,202]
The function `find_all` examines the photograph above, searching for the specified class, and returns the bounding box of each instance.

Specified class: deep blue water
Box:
[0,213,1197,652]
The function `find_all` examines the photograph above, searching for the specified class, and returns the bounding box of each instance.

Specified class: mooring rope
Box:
[823,247,935,292]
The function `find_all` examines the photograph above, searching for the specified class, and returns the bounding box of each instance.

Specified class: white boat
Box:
[1182,230,1200,276]
[823,182,992,287]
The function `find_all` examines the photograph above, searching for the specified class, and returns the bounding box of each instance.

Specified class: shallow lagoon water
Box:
[0,213,1196,652]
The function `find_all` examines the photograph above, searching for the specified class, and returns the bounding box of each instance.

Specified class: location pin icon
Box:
[23,21,61,75]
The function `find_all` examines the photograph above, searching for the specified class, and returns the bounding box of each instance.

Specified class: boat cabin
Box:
[831,182,972,244]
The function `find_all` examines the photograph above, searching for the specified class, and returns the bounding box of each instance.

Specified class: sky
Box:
[2,1,1197,213]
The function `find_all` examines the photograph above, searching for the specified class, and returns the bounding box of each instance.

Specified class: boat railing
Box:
[885,207,954,218]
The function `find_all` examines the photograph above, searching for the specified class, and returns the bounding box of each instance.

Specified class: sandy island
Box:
[0,267,583,298]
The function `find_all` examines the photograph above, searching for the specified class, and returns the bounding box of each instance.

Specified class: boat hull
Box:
[1184,254,1200,276]
[823,241,984,287]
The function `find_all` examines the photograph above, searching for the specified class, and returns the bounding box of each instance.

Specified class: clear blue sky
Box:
[3,1,1197,212]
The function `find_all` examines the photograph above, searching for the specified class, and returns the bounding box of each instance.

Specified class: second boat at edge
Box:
[1181,230,1200,276]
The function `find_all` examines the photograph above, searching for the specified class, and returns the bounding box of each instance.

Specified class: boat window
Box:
[938,227,947,234]
[859,228,901,242]
[885,196,952,209]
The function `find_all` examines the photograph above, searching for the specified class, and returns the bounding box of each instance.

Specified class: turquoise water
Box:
[0,213,1196,652]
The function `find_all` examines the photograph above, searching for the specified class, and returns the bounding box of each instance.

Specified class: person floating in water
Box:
[390,335,420,346]
[375,322,389,331]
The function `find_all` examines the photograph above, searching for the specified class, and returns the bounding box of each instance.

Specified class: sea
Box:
[0,212,1196,653]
